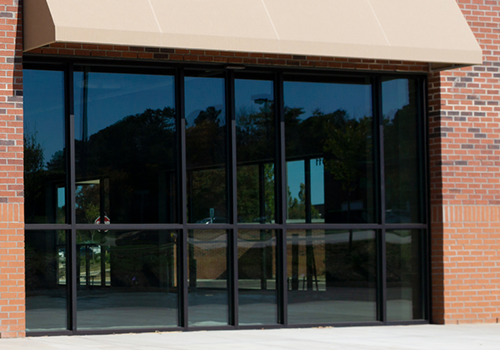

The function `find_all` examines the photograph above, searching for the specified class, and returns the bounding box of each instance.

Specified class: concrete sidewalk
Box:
[1,324,500,350]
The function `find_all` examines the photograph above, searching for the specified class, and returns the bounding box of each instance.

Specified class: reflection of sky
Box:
[287,160,325,206]
[284,81,372,120]
[310,159,324,205]
[235,79,273,119]
[185,76,225,126]
[382,79,410,120]
[58,187,65,209]
[287,161,304,203]
[24,70,65,168]
[74,72,175,140]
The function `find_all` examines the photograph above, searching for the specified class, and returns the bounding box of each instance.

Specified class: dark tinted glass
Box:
[76,230,178,329]
[26,230,68,331]
[74,70,177,224]
[386,229,425,321]
[24,69,66,224]
[188,230,228,326]
[238,229,277,325]
[235,79,276,224]
[284,78,375,223]
[185,73,228,224]
[383,78,422,223]
[287,229,377,324]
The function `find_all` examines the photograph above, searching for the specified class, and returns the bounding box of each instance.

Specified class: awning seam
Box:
[367,0,390,48]
[148,0,162,34]
[261,0,280,40]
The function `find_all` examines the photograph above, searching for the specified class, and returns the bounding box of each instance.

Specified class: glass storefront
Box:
[24,62,428,334]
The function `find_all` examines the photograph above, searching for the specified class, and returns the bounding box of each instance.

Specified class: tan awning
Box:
[24,0,482,69]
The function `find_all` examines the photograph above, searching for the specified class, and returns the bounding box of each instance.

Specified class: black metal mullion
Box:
[226,70,238,327]
[65,62,78,333]
[177,68,189,330]
[374,76,387,324]
[275,72,287,326]
[278,223,382,230]
[25,224,72,230]
[26,223,391,231]
[421,76,431,322]
[304,158,311,223]
[71,224,184,230]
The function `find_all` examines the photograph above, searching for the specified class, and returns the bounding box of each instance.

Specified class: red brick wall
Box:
[28,43,429,73]
[0,0,24,339]
[429,0,500,324]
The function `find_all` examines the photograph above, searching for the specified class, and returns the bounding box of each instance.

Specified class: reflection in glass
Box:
[188,230,228,326]
[235,79,275,224]
[24,69,66,224]
[386,230,424,321]
[383,78,422,223]
[284,79,374,224]
[287,230,377,324]
[26,231,67,331]
[76,230,178,329]
[74,70,177,224]
[238,230,277,325]
[185,74,228,223]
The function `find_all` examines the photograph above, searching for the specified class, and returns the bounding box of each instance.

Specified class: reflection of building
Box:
[1,0,499,339]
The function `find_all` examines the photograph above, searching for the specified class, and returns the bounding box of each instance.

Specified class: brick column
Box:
[0,0,24,339]
[428,0,500,324]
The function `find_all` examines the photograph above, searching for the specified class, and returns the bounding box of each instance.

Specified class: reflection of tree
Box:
[237,163,275,222]
[236,102,274,163]
[187,106,226,168]
[186,107,227,222]
[384,104,418,222]
[75,184,100,225]
[24,132,44,172]
[76,107,177,223]
[323,113,371,220]
[24,132,44,212]
[79,107,176,171]
[284,106,372,222]
[24,131,66,223]
[236,102,275,223]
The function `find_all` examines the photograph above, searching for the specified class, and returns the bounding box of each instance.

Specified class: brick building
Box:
[0,0,499,339]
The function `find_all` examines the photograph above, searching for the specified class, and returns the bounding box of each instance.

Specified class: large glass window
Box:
[26,230,68,331]
[287,229,377,324]
[238,229,277,325]
[24,69,66,224]
[76,230,178,330]
[24,64,428,334]
[185,72,228,224]
[74,69,177,224]
[235,77,276,224]
[284,77,375,224]
[386,229,425,321]
[383,78,423,223]
[187,230,228,326]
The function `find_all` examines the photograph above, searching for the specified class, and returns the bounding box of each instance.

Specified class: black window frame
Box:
[23,55,430,336]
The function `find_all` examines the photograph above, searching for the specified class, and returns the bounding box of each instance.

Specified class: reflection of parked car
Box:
[196,217,227,224]
[385,209,411,223]
[115,230,177,246]
[252,216,269,224]
[58,248,66,263]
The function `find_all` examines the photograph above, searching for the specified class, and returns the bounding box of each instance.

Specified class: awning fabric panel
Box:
[24,0,483,67]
